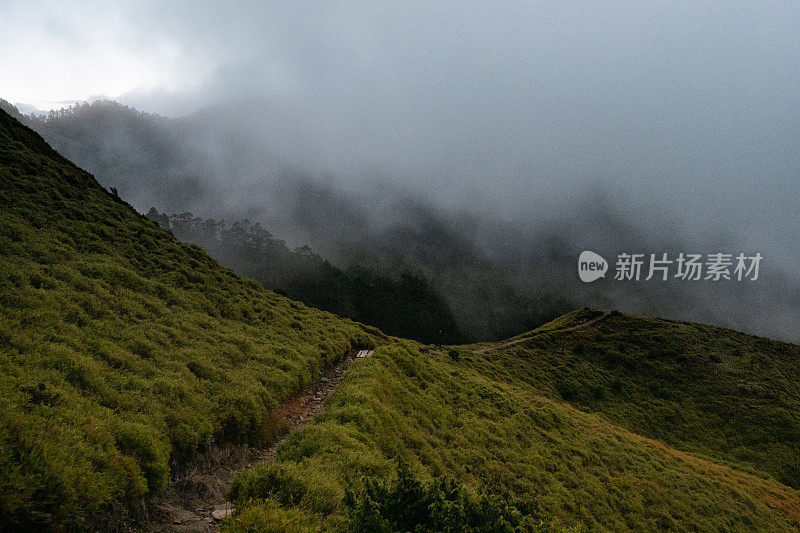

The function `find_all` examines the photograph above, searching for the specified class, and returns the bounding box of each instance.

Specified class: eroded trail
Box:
[151,349,374,532]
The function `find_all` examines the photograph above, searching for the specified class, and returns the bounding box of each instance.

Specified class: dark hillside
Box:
[146,209,463,344]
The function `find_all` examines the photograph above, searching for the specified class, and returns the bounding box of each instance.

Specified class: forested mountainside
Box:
[145,209,463,344]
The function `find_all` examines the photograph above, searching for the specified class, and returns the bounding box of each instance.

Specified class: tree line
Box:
[146,208,463,344]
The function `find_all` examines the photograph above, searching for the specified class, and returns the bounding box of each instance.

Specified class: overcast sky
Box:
[3,1,800,270]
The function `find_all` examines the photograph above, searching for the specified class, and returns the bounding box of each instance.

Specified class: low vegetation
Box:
[341,460,541,532]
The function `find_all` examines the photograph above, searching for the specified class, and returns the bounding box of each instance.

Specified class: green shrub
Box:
[113,420,170,493]
[230,462,308,507]
[230,461,342,516]
[344,460,539,532]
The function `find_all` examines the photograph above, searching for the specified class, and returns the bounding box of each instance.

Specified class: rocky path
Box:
[151,349,374,532]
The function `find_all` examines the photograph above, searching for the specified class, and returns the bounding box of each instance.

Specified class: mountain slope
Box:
[227,311,800,531]
[471,309,800,489]
[0,109,378,528]
[3,105,800,531]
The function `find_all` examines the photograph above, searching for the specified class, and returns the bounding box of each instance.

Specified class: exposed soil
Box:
[148,349,373,532]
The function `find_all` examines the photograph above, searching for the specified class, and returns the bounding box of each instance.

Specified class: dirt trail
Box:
[475,311,612,354]
[150,349,374,532]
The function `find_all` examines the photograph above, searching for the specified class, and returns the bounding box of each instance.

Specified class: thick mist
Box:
[112,1,800,270]
[8,98,798,342]
[5,1,799,340]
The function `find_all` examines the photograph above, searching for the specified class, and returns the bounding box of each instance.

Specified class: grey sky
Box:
[4,1,800,271]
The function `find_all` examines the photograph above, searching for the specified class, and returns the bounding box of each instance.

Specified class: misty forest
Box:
[2,2,800,532]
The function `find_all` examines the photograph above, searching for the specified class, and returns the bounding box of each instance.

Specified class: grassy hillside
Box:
[473,309,800,490]
[226,311,800,531]
[0,109,378,527]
